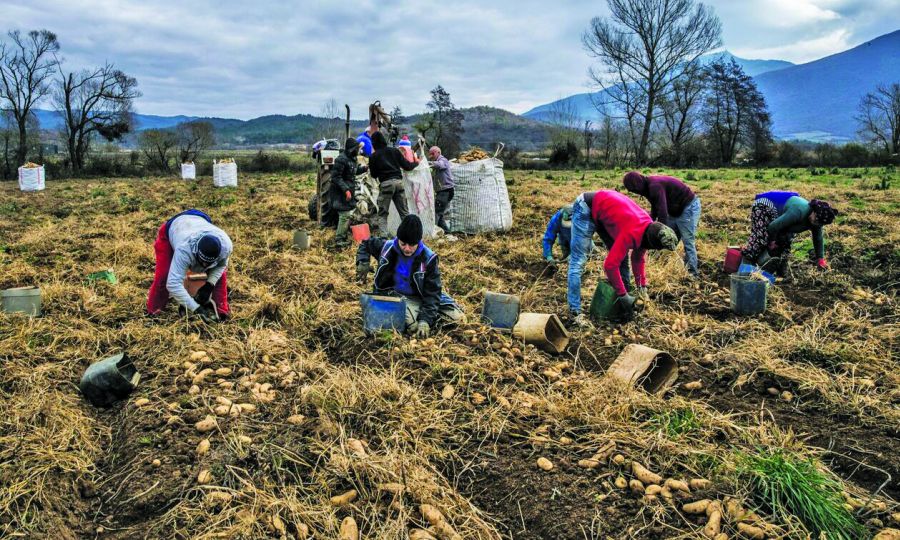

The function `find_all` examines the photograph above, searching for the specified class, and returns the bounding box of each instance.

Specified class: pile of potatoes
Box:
[847,287,887,305]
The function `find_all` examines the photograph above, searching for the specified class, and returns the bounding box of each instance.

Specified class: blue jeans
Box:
[666,197,701,275]
[566,196,631,314]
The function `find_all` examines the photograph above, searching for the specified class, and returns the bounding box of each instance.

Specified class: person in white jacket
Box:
[146,209,233,321]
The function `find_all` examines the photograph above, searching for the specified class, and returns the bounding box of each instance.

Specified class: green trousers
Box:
[336,211,353,243]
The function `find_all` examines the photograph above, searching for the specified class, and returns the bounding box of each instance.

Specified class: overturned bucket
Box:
[1,286,41,316]
[481,291,520,329]
[730,274,768,315]
[360,294,407,335]
[606,344,678,395]
[80,352,141,407]
[513,313,570,354]
[293,229,311,250]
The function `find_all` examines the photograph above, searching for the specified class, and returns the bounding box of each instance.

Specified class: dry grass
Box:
[0,168,897,539]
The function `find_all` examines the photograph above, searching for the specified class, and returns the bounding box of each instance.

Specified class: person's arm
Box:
[603,238,631,296]
[205,257,228,286]
[398,149,418,171]
[542,211,561,259]
[332,159,353,193]
[767,206,803,235]
[356,237,387,267]
[431,158,449,172]
[417,255,443,325]
[647,183,668,223]
[166,248,199,312]
[812,225,825,260]
[631,246,647,287]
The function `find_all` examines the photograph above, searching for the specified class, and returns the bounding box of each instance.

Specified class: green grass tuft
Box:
[738,448,865,539]
[648,408,701,437]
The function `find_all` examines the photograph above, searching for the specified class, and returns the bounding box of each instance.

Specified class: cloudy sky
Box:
[2,0,897,119]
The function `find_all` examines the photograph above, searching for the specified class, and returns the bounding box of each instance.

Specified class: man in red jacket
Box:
[567,190,678,327]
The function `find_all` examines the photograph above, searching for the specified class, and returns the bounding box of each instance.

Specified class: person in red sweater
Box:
[623,171,701,277]
[567,190,678,327]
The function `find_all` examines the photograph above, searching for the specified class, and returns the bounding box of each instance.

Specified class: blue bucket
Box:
[738,263,776,284]
[360,294,407,334]
[481,291,520,329]
[730,275,768,316]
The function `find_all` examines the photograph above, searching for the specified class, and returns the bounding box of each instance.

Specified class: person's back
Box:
[587,190,652,239]
[370,145,415,182]
[168,215,233,269]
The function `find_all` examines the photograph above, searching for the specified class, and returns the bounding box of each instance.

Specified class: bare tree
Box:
[857,83,900,156]
[0,30,60,166]
[659,61,706,165]
[139,129,178,173]
[583,0,721,164]
[176,121,215,163]
[546,98,582,149]
[314,98,343,142]
[54,63,140,174]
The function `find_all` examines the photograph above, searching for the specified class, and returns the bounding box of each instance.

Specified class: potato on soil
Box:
[410,529,438,540]
[537,457,554,471]
[347,438,367,458]
[683,499,711,514]
[286,414,304,425]
[690,478,711,490]
[684,380,703,390]
[330,489,358,506]
[645,484,662,496]
[441,384,455,399]
[195,415,217,432]
[873,529,900,540]
[197,469,213,484]
[188,385,200,395]
[578,458,600,469]
[615,476,628,489]
[134,397,150,407]
[196,439,211,455]
[665,478,691,493]
[204,491,233,506]
[339,517,359,540]
[704,508,722,538]
[737,522,766,539]
[190,351,208,361]
[780,391,793,401]
[631,462,662,485]
[612,454,626,465]
[629,479,645,494]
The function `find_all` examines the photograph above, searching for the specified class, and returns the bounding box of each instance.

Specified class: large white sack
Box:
[181,162,196,180]
[212,161,238,187]
[18,165,45,192]
[387,155,438,239]
[445,158,512,234]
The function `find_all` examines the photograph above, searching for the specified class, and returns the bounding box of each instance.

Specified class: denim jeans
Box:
[666,197,701,275]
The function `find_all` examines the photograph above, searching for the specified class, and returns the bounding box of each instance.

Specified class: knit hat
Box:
[623,171,647,193]
[344,137,359,157]
[560,204,574,227]
[196,234,221,264]
[643,222,678,251]
[398,135,412,148]
[396,214,423,245]
[809,199,838,225]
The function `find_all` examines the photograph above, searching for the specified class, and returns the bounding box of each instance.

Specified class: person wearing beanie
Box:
[741,191,837,278]
[542,205,575,263]
[428,146,455,232]
[397,135,419,164]
[369,131,419,233]
[146,209,233,321]
[329,137,368,247]
[623,171,701,277]
[567,190,678,327]
[355,215,464,338]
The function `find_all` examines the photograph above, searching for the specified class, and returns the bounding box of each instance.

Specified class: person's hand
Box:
[193,305,217,323]
[767,240,778,251]
[816,258,828,271]
[356,263,370,282]
[615,293,636,311]
[634,286,649,300]
[345,190,352,201]
[414,321,430,339]
[194,283,214,306]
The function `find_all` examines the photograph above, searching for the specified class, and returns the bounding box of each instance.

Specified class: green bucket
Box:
[589,281,629,322]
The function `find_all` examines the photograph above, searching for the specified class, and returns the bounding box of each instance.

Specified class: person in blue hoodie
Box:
[542,205,574,262]
[355,215,464,337]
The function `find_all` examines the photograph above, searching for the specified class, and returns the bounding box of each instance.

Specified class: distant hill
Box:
[523,51,794,123]
[754,29,900,141]
[33,106,549,151]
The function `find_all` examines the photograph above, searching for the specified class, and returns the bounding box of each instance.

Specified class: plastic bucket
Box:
[738,263,776,285]
[606,344,678,395]
[351,224,371,244]
[293,230,311,250]
[481,291,520,329]
[183,274,208,297]
[1,286,41,316]
[360,294,407,334]
[723,247,742,274]
[513,313,570,354]
[589,281,629,322]
[730,275,768,315]
[79,352,141,407]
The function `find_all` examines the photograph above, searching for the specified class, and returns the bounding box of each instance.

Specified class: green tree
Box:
[415,86,464,156]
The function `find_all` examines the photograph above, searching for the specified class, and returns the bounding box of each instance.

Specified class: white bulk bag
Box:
[181,162,196,180]
[387,153,437,239]
[445,158,512,234]
[18,164,46,192]
[212,160,237,187]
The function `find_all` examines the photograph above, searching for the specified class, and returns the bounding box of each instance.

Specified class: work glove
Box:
[615,293,636,311]
[634,286,649,300]
[193,304,217,323]
[345,190,352,201]
[816,258,828,271]
[355,262,370,282]
[414,321,431,339]
[544,254,556,264]
[194,283,215,306]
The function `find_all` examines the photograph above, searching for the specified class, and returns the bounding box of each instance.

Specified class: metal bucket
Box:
[293,229,311,250]
[606,344,678,394]
[1,286,41,316]
[481,291,520,329]
[730,275,768,316]
[80,352,141,407]
[513,313,570,354]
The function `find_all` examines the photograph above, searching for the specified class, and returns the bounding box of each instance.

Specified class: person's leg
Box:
[335,210,352,244]
[147,223,174,315]
[376,182,394,233]
[438,303,466,326]
[677,198,701,275]
[404,297,421,331]
[211,272,229,317]
[434,189,451,230]
[393,180,409,219]
[741,204,777,263]
[566,198,596,314]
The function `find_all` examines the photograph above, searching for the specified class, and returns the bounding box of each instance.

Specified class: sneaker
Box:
[573,313,593,329]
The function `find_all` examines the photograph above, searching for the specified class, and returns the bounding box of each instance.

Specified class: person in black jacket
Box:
[329,138,367,246]
[369,131,418,233]
[356,215,464,337]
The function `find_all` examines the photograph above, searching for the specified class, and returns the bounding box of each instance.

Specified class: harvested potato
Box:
[196,438,210,456]
[151,459,161,467]
[660,486,673,500]
[237,403,256,413]
[215,396,232,406]
[683,499,712,514]
[195,415,217,432]
[737,522,766,539]
[537,457,554,471]
[286,414,304,425]
[665,478,691,493]
[690,478,711,491]
[684,380,703,390]
[441,385,455,399]
[632,462,663,485]
[189,385,200,395]
[409,529,438,540]
[134,398,150,407]
[204,491,233,506]
[559,436,573,445]
[704,508,722,538]
[347,439,367,458]
[629,479,645,494]
[190,351,208,361]
[615,476,628,489]
[237,435,252,445]
[766,387,779,396]
[330,489,358,506]
[192,368,214,385]
[578,458,600,469]
[197,469,213,484]
[780,391,794,401]
[645,484,662,496]
[612,454,626,465]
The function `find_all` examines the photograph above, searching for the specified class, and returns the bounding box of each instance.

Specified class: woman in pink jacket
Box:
[567,190,678,327]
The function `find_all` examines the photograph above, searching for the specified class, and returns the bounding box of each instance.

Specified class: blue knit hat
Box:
[196,234,221,264]
[398,135,412,148]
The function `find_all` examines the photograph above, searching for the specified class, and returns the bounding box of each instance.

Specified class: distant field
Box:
[0,168,897,539]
